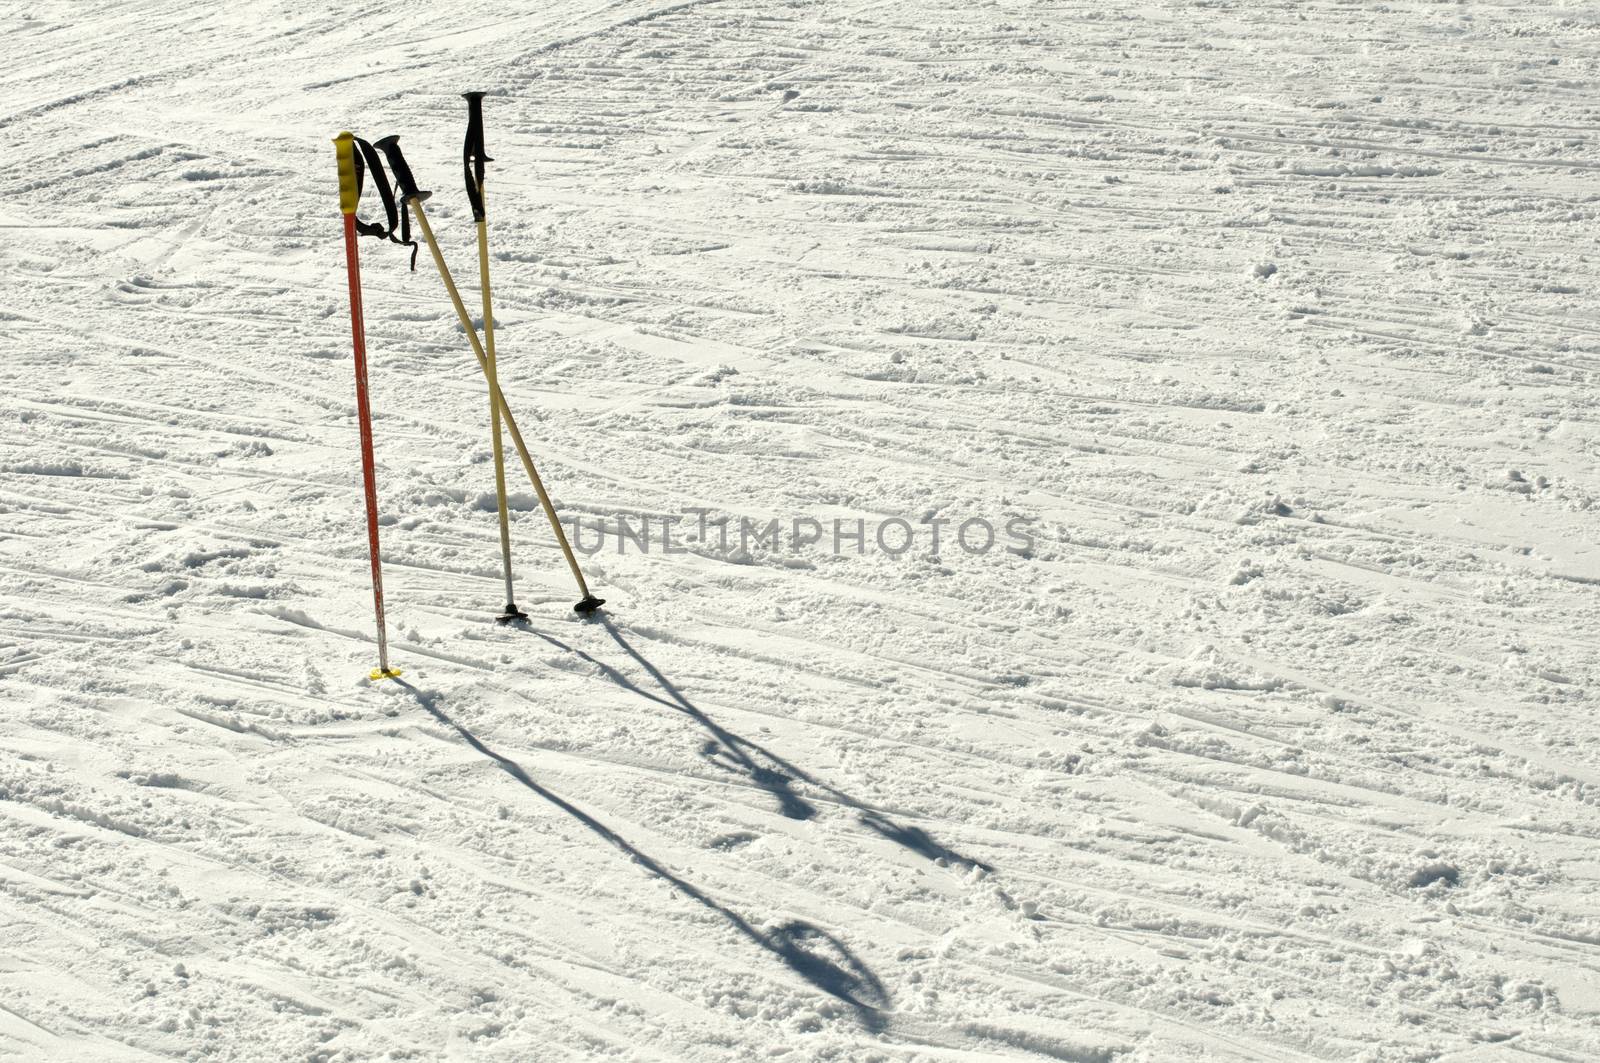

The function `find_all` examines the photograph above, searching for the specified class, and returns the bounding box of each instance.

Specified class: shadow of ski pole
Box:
[529,618,990,874]
[527,623,818,821]
[393,678,889,1031]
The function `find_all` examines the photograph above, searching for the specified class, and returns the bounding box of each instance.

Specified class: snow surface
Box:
[3,1,1600,1060]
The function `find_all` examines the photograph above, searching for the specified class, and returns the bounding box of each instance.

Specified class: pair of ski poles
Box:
[334,93,603,682]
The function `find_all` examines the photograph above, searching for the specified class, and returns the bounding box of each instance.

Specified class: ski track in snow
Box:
[2,1,1599,1060]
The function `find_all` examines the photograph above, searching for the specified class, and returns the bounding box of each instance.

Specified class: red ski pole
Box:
[333,131,401,681]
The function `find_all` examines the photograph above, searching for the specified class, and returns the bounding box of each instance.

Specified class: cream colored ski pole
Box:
[373,135,603,615]
[476,197,524,622]
[461,93,524,623]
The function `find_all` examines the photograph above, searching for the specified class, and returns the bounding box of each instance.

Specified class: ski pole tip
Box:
[573,596,606,616]
[368,666,404,682]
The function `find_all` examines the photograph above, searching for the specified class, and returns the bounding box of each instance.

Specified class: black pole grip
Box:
[373,135,431,204]
[462,91,492,222]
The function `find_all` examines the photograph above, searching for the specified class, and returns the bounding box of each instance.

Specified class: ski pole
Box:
[333,132,402,679]
[462,93,526,625]
[372,135,605,616]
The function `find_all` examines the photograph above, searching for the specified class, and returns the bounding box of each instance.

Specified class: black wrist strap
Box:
[349,135,419,270]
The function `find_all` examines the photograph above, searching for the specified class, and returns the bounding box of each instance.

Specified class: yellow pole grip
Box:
[333,131,359,215]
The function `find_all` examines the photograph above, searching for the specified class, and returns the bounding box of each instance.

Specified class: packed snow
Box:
[2,1,1599,1060]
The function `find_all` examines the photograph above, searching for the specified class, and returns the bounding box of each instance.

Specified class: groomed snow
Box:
[2,2,1599,1060]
